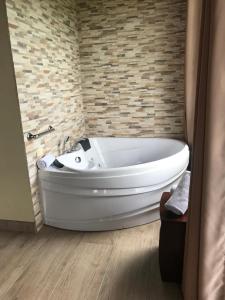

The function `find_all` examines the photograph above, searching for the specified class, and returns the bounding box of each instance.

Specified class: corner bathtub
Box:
[39,138,189,231]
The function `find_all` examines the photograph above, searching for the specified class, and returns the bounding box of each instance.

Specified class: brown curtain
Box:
[183,0,225,299]
[184,0,203,146]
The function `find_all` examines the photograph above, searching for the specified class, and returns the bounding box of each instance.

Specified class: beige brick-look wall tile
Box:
[6,0,85,229]
[78,0,186,138]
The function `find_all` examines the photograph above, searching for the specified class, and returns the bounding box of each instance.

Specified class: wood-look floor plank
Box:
[0,230,55,299]
[97,222,182,300]
[48,241,113,300]
[0,222,182,300]
[2,228,83,300]
[81,230,116,246]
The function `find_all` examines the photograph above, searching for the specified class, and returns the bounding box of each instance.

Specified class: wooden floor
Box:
[0,221,182,300]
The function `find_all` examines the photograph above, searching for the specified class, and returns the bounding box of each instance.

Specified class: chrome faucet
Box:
[64,139,82,153]
[70,142,82,152]
[63,137,88,154]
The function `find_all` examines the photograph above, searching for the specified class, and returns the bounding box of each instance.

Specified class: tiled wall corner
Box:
[6,0,85,229]
[77,0,186,138]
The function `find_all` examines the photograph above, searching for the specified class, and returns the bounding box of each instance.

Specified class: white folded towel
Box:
[170,184,178,194]
[165,171,191,215]
[37,154,55,170]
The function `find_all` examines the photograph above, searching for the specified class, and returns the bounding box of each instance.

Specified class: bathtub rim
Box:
[42,138,189,175]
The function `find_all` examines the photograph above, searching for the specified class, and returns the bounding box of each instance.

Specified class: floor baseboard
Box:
[0,219,36,233]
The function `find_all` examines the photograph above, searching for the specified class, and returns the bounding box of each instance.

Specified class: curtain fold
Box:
[183,0,225,299]
[184,0,203,146]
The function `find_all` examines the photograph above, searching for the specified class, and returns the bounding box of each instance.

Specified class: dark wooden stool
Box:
[159,192,188,283]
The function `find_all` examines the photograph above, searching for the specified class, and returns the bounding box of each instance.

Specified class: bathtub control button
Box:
[75,156,81,163]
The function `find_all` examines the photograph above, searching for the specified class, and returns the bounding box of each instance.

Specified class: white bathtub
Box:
[39,137,189,231]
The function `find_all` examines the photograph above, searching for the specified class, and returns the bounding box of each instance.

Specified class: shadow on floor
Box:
[107,247,182,300]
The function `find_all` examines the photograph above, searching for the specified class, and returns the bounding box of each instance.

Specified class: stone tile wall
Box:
[78,0,186,138]
[6,0,85,230]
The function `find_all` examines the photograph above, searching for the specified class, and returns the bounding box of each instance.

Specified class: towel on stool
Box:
[165,171,191,215]
[37,154,55,170]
